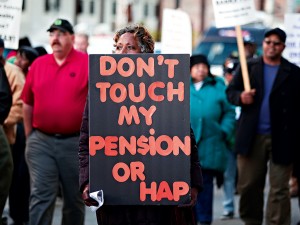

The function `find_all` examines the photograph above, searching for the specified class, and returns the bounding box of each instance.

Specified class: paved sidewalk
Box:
[4,184,299,225]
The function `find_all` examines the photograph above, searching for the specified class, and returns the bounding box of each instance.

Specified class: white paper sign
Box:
[161,9,192,55]
[0,0,23,49]
[283,13,300,67]
[212,0,257,28]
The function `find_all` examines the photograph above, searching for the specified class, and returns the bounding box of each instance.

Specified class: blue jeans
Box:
[194,170,214,223]
[222,150,237,214]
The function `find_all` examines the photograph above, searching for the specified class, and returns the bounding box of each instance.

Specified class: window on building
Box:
[76,0,83,14]
[45,0,60,11]
[144,3,148,17]
[22,0,25,10]
[155,3,160,18]
[90,0,94,14]
[112,1,116,15]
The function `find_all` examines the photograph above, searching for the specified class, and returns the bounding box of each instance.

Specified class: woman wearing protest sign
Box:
[189,54,236,225]
[79,24,203,225]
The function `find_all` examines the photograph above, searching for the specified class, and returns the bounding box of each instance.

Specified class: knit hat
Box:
[190,54,210,70]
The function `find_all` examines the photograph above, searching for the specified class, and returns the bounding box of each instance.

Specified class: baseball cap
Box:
[243,36,255,44]
[264,28,286,43]
[47,18,74,34]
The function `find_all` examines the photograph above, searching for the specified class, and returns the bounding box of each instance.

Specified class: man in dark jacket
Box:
[226,28,300,225]
[0,56,13,225]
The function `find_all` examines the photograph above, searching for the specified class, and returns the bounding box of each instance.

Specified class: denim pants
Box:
[25,130,85,225]
[222,150,237,214]
[194,169,214,224]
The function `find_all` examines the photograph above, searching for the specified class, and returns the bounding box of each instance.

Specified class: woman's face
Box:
[114,32,142,54]
[14,52,30,73]
[191,63,209,83]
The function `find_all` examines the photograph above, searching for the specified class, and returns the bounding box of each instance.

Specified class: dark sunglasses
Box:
[264,40,282,46]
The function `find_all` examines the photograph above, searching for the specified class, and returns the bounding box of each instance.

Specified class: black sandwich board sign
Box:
[89,54,190,205]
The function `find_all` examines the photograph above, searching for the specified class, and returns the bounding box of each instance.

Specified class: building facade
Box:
[19,0,300,48]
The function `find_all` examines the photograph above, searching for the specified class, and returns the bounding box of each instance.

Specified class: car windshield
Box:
[194,42,263,66]
[194,42,238,65]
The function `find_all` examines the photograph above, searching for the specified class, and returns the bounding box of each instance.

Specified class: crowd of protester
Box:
[0,18,299,225]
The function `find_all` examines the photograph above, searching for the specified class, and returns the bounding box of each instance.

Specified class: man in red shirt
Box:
[21,18,88,225]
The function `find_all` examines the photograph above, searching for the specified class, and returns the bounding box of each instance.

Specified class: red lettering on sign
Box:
[118,105,140,125]
[99,56,116,76]
[156,181,173,201]
[130,161,145,181]
[173,182,189,201]
[96,82,111,102]
[119,136,137,155]
[140,181,189,202]
[105,136,118,156]
[148,82,165,101]
[99,56,155,78]
[110,83,127,103]
[139,106,156,125]
[173,136,190,155]
[112,162,130,182]
[89,136,105,156]
[117,57,135,77]
[167,82,184,101]
[140,182,157,201]
[128,83,145,102]
[164,59,179,78]
[112,161,145,182]
[89,135,190,156]
[137,57,154,77]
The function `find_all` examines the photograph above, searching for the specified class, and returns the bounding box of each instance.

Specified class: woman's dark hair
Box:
[34,46,48,57]
[113,24,155,53]
[18,46,39,64]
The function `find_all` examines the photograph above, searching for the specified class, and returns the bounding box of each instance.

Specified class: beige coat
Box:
[3,62,25,144]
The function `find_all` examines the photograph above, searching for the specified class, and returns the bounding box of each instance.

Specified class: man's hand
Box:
[178,187,198,207]
[240,89,256,105]
[81,184,99,207]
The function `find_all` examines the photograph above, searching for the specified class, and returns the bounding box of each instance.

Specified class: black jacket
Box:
[226,56,300,165]
[0,64,12,124]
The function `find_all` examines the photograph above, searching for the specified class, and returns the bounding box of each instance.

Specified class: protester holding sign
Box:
[226,28,300,225]
[21,18,87,225]
[79,24,203,225]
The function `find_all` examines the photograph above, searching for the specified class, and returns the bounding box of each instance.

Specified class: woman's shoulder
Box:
[213,76,226,85]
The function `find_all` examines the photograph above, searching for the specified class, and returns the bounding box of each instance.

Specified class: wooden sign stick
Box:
[235,25,251,91]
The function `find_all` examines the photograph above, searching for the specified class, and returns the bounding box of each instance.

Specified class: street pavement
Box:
[4,182,300,225]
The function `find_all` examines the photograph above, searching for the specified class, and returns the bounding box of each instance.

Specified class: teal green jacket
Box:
[190,76,236,172]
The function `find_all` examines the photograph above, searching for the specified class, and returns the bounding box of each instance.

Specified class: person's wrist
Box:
[83,184,89,193]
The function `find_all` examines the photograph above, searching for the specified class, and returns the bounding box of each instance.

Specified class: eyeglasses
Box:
[264,40,282,46]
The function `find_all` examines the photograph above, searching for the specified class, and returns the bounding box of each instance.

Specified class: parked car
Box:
[192,25,268,76]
